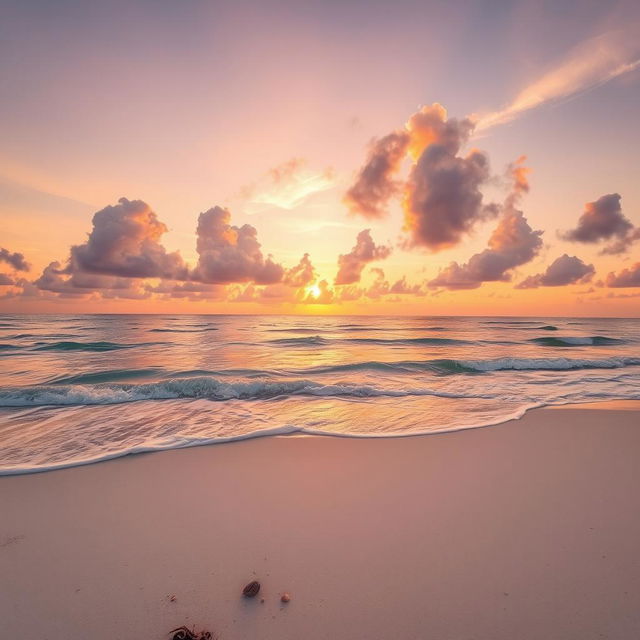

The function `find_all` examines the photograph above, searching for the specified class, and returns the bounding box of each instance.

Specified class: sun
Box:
[307,284,321,299]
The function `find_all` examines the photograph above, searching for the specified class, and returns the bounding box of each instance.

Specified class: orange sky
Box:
[1,0,639,316]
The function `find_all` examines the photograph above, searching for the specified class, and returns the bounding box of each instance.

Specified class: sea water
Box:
[0,314,638,474]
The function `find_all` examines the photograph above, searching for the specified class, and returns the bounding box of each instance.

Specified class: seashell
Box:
[281,592,291,603]
[242,580,261,598]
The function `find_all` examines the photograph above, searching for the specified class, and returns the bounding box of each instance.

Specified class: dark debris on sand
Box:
[170,625,215,640]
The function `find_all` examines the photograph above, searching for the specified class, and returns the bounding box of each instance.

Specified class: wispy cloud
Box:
[476,30,640,131]
[242,158,335,211]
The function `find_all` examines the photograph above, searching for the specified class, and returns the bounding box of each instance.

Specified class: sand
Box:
[2,400,640,640]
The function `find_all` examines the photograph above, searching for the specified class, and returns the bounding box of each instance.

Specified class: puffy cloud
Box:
[403,146,492,250]
[390,276,426,296]
[604,262,640,288]
[334,284,363,302]
[429,160,543,289]
[192,206,284,285]
[405,103,475,160]
[147,281,227,301]
[516,254,595,289]
[335,229,391,285]
[0,248,30,272]
[0,273,15,285]
[600,228,640,255]
[70,198,188,279]
[560,193,639,254]
[344,103,480,232]
[344,132,410,218]
[283,253,315,287]
[365,268,390,299]
[34,261,150,299]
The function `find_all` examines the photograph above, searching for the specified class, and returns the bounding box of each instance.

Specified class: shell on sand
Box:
[281,592,291,603]
[242,580,261,598]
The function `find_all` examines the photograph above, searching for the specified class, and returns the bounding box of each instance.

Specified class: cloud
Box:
[192,206,284,284]
[244,158,335,210]
[560,193,639,254]
[477,30,640,131]
[516,254,595,289]
[365,268,390,299]
[283,253,315,287]
[404,145,492,250]
[335,229,391,285]
[604,262,640,288]
[0,273,15,285]
[389,276,426,296]
[344,104,479,231]
[0,248,30,271]
[405,103,475,160]
[344,131,410,218]
[34,261,150,299]
[303,279,334,304]
[402,104,498,251]
[147,281,227,301]
[429,159,543,289]
[600,228,640,255]
[70,198,188,279]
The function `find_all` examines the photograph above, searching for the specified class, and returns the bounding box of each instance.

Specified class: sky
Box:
[1,0,639,316]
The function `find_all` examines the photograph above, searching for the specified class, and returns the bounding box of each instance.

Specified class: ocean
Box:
[0,314,638,475]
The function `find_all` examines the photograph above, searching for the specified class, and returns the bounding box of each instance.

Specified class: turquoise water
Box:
[0,314,638,474]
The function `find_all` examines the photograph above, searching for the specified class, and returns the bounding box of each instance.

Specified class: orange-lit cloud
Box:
[0,248,30,272]
[560,193,639,255]
[516,254,595,289]
[70,198,188,279]
[604,262,640,288]
[429,159,543,289]
[192,206,283,284]
[283,253,315,287]
[335,229,391,285]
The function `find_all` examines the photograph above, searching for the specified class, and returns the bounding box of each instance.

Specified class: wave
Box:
[265,327,333,334]
[2,356,639,407]
[0,376,488,407]
[450,356,640,372]
[267,336,329,346]
[149,327,218,333]
[33,340,164,352]
[6,394,640,476]
[346,337,469,346]
[0,344,21,351]
[48,368,166,385]
[482,320,541,325]
[530,336,625,347]
[267,336,468,347]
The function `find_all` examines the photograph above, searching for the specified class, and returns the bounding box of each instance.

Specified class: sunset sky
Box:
[1,0,639,315]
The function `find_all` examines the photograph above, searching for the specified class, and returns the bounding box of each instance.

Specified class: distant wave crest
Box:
[529,336,625,347]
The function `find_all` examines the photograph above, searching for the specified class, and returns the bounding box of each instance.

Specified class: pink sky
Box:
[1,0,639,315]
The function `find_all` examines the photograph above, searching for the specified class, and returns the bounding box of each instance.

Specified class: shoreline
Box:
[2,398,639,477]
[2,400,640,639]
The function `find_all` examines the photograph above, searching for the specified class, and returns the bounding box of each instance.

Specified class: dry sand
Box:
[2,401,640,639]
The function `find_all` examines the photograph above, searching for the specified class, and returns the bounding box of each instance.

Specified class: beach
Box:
[2,400,639,640]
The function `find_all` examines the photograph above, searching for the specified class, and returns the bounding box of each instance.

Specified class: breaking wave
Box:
[0,377,489,407]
